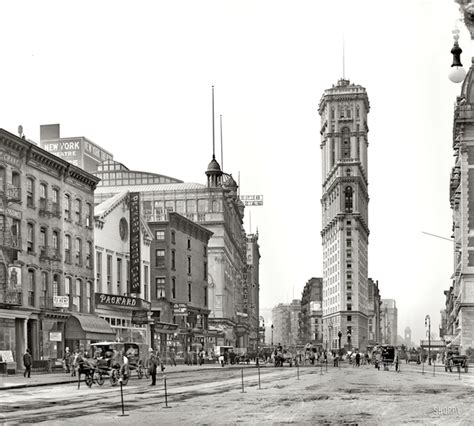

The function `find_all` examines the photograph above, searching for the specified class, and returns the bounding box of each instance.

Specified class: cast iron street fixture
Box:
[425,315,431,365]
[338,330,342,354]
[271,324,274,349]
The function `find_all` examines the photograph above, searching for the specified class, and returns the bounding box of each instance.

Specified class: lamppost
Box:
[271,324,274,349]
[425,315,431,365]
[328,324,333,353]
[338,330,342,354]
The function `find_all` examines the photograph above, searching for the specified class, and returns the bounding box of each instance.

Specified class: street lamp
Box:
[338,330,342,354]
[425,315,431,365]
[271,324,274,349]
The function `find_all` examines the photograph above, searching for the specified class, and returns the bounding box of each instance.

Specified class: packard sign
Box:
[95,293,151,311]
[129,192,141,294]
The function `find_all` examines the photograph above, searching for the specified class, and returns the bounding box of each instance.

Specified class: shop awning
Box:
[66,313,116,341]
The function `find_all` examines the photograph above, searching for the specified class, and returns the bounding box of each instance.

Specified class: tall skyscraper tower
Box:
[319,78,370,351]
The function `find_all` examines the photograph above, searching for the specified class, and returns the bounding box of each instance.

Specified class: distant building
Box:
[380,299,398,345]
[271,300,301,347]
[39,124,113,172]
[300,278,323,348]
[246,233,261,352]
[367,278,382,346]
[319,78,371,351]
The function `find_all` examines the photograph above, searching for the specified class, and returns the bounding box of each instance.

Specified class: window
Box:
[65,277,71,297]
[188,281,192,302]
[347,273,352,279]
[330,139,335,167]
[171,231,176,244]
[52,274,59,297]
[347,240,352,247]
[347,251,352,258]
[52,188,59,204]
[64,235,71,262]
[347,220,351,225]
[96,252,102,289]
[347,263,352,269]
[347,230,351,236]
[347,304,352,311]
[345,186,353,213]
[86,241,92,268]
[27,223,35,253]
[187,239,191,250]
[85,203,93,228]
[188,257,192,274]
[144,265,149,300]
[75,238,82,266]
[172,277,176,299]
[26,178,35,208]
[39,183,47,200]
[204,287,207,307]
[41,272,48,302]
[86,282,92,313]
[28,269,35,306]
[342,127,351,158]
[64,194,71,219]
[347,294,352,301]
[116,258,122,286]
[204,262,207,280]
[156,277,166,299]
[171,250,176,269]
[52,230,59,250]
[75,199,82,224]
[155,249,165,268]
[155,230,165,240]
[75,279,82,312]
[107,255,112,286]
[40,227,46,249]
[204,246,207,257]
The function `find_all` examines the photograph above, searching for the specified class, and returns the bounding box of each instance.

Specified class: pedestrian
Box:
[355,351,361,367]
[63,347,71,374]
[169,348,176,367]
[148,349,158,386]
[23,348,32,378]
[395,353,399,372]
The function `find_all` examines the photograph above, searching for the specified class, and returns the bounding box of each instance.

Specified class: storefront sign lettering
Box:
[129,192,141,294]
[95,292,150,310]
[0,150,21,168]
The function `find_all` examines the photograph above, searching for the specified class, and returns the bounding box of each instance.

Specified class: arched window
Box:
[75,238,82,266]
[65,235,71,263]
[28,269,35,306]
[345,187,353,213]
[41,271,48,303]
[52,274,59,297]
[341,127,351,159]
[64,194,71,219]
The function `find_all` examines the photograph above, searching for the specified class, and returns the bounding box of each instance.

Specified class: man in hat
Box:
[148,348,158,386]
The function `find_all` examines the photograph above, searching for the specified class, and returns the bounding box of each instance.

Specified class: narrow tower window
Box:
[345,186,353,213]
[342,127,351,158]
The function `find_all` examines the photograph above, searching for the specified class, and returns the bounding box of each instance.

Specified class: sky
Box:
[0,0,469,343]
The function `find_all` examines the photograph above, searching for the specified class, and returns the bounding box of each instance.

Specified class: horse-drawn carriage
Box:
[373,345,395,371]
[86,341,149,387]
[444,348,469,373]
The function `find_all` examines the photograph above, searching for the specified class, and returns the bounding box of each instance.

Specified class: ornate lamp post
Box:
[271,324,274,349]
[425,315,431,365]
[338,330,342,354]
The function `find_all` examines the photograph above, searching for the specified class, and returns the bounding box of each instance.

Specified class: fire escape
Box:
[0,182,22,307]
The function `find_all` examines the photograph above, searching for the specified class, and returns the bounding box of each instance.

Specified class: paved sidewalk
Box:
[0,362,230,391]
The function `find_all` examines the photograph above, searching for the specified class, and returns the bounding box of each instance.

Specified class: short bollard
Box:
[241,368,246,393]
[77,372,81,390]
[325,359,328,373]
[118,378,129,417]
[296,363,300,380]
[163,374,171,408]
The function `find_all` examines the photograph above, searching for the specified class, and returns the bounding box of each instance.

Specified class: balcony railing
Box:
[39,199,61,217]
[0,290,23,306]
[0,232,21,250]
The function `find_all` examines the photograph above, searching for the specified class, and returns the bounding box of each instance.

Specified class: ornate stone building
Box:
[94,156,250,349]
[319,78,371,351]
[0,128,113,371]
[446,61,474,353]
[367,278,382,346]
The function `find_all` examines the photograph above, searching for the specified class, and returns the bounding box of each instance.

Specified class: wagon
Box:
[445,350,469,373]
